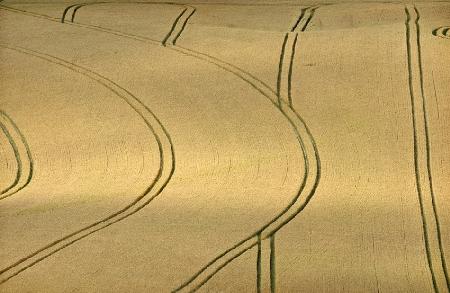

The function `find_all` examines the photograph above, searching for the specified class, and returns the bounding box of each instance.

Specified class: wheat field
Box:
[0,1,449,292]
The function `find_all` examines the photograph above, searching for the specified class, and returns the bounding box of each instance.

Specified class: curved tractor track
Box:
[0,44,175,284]
[59,3,320,290]
[173,6,320,292]
[0,3,321,291]
[0,110,34,201]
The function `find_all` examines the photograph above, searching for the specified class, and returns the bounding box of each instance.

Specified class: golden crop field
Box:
[0,1,449,292]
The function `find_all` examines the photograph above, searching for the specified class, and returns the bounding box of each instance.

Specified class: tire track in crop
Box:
[278,6,317,107]
[162,6,196,46]
[405,5,449,293]
[3,1,450,290]
[65,2,196,46]
[0,118,20,197]
[172,6,320,292]
[432,26,450,39]
[59,2,198,45]
[0,111,34,201]
[162,7,188,46]
[0,5,321,291]
[61,3,80,23]
[0,44,175,284]
[0,4,161,43]
[167,46,319,293]
[170,7,196,45]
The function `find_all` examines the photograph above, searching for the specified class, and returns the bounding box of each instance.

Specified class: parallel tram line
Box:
[0,44,175,285]
[414,6,450,291]
[0,4,321,291]
[0,119,21,197]
[405,5,449,293]
[171,7,196,45]
[61,1,196,46]
[0,111,34,200]
[432,26,450,38]
[162,7,188,46]
[174,6,321,292]
[278,6,317,107]
[2,1,449,291]
[169,43,316,292]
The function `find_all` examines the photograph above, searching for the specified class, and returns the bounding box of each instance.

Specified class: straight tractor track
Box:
[277,6,318,107]
[405,5,449,293]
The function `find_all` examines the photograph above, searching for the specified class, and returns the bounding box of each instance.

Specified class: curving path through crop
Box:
[0,3,321,290]
[0,44,175,284]
[0,110,34,201]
